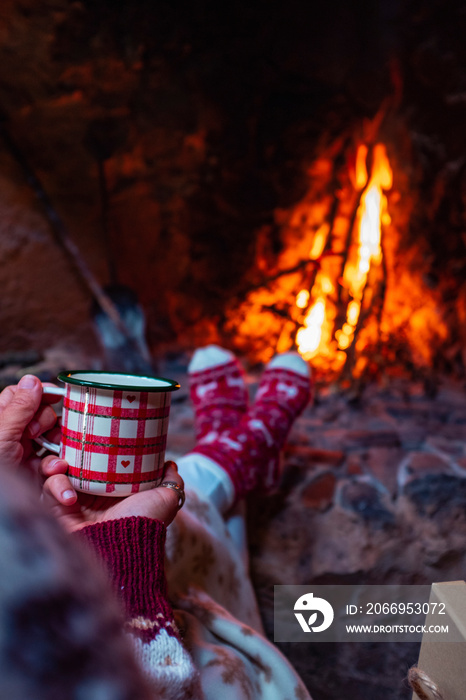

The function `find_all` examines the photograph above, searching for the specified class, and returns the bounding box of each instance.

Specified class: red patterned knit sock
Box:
[191,352,312,503]
[188,345,248,441]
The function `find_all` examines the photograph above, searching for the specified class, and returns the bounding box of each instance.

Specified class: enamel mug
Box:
[39,371,180,497]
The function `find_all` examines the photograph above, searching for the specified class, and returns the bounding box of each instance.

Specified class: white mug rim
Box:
[57,370,180,393]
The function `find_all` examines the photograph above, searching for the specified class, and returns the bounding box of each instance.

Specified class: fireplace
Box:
[0,0,465,385]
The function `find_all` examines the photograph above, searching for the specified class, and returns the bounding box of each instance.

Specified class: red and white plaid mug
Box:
[38,371,180,496]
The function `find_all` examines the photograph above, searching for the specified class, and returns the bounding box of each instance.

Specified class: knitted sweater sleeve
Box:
[77,517,201,699]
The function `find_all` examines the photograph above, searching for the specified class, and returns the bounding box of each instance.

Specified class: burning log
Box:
[225,119,422,382]
[223,100,458,385]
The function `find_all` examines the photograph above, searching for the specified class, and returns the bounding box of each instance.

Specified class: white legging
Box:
[177,451,248,566]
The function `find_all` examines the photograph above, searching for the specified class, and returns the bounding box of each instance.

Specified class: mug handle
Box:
[34,385,66,454]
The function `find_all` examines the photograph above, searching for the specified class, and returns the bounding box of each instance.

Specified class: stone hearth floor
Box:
[164,360,466,700]
[166,366,466,536]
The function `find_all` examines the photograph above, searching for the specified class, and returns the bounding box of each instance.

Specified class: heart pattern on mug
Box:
[126,395,136,403]
[121,460,130,468]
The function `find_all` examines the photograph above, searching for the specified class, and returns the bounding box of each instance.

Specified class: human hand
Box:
[40,457,184,532]
[0,375,61,474]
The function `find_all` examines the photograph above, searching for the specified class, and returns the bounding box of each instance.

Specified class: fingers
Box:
[0,375,43,442]
[40,454,69,477]
[40,456,76,505]
[113,461,185,525]
[42,473,77,506]
[157,461,184,525]
[27,404,58,439]
[163,460,182,485]
[41,424,62,446]
[0,385,17,413]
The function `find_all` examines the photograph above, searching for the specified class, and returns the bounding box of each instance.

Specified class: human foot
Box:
[188,345,248,441]
[190,352,312,503]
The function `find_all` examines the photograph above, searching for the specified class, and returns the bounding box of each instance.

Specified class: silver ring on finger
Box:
[160,481,185,509]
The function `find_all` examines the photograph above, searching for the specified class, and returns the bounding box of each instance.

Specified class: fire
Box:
[346,300,360,326]
[354,144,368,189]
[296,143,393,364]
[224,133,451,378]
[336,144,392,349]
[296,289,310,309]
[296,298,326,354]
[309,223,329,259]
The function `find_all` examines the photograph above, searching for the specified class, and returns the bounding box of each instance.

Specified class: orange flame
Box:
[309,223,329,259]
[337,144,392,349]
[354,144,368,190]
[296,143,393,362]
[225,137,451,375]
[296,297,326,356]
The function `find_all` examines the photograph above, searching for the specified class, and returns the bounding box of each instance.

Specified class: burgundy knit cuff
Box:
[76,517,173,628]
